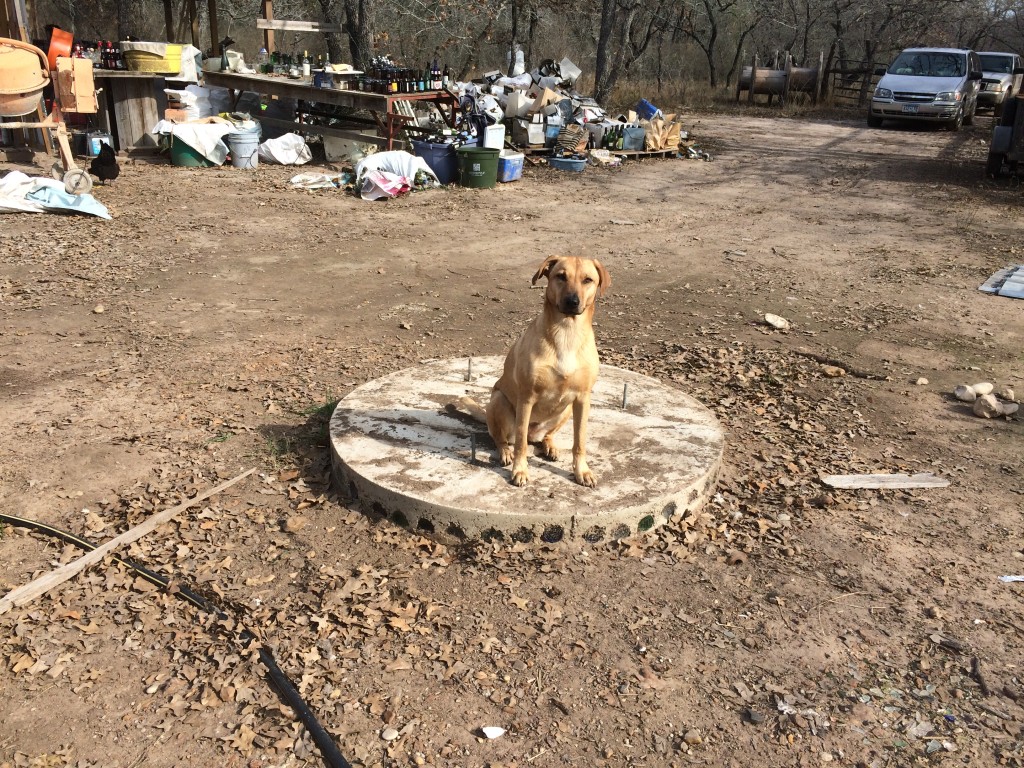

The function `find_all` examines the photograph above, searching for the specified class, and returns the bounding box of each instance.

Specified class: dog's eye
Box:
[582,277,594,284]
[557,273,568,281]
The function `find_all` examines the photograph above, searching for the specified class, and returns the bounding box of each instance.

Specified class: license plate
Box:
[902,104,919,114]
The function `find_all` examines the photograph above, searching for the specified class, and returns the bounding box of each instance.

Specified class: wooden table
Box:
[203,70,460,149]
[93,70,194,153]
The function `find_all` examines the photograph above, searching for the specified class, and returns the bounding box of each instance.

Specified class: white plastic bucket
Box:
[226,129,260,169]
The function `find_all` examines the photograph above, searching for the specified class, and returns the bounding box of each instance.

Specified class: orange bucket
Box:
[47,27,73,71]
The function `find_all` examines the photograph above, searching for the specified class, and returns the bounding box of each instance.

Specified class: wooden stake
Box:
[0,468,255,616]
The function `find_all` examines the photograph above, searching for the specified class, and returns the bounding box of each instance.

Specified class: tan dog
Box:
[487,256,610,487]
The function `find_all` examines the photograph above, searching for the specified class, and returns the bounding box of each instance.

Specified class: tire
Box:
[964,101,976,126]
[867,113,883,128]
[948,107,964,131]
[986,151,1005,178]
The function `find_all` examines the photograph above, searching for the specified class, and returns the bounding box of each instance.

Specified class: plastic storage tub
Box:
[497,150,524,182]
[411,139,458,185]
[482,123,505,149]
[548,156,586,172]
[122,43,183,74]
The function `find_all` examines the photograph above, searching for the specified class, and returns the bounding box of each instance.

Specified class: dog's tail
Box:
[453,395,488,424]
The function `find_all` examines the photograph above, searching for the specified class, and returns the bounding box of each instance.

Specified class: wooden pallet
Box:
[520,146,679,159]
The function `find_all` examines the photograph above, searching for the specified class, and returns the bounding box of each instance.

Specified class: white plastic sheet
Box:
[257,133,312,165]
[0,171,111,218]
[353,151,438,200]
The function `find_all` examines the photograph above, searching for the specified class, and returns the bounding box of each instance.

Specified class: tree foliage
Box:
[31,0,1024,98]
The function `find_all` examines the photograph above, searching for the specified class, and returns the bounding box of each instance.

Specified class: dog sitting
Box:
[463,256,610,487]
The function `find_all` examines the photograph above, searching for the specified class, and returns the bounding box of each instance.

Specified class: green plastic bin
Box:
[170,134,216,167]
[456,146,499,189]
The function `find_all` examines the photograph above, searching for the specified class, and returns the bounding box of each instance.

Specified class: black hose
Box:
[0,513,351,768]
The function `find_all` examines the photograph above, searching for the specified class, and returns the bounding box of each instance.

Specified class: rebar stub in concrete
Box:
[329,357,724,542]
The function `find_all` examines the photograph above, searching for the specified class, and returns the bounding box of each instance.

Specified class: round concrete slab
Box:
[329,357,724,542]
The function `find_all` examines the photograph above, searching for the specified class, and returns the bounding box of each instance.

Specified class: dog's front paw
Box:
[510,468,529,487]
[498,446,514,466]
[574,466,597,487]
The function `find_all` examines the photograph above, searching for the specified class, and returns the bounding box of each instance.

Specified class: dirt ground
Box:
[1,111,1023,768]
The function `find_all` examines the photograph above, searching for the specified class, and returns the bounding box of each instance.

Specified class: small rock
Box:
[792,714,809,729]
[381,727,400,741]
[747,709,766,724]
[683,729,702,746]
[926,606,942,619]
[764,313,790,330]
[742,636,759,650]
[481,726,505,740]
[997,386,1016,402]
[915,377,929,385]
[1004,402,1020,416]
[953,384,976,402]
[971,382,994,395]
[726,549,747,566]
[821,365,846,377]
[973,394,1003,418]
[92,304,105,314]
[283,515,309,533]
[399,322,411,330]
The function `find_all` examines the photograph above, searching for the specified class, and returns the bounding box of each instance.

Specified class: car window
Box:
[980,54,1011,73]
[890,52,965,77]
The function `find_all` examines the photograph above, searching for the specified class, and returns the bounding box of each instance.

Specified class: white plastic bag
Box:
[257,133,312,165]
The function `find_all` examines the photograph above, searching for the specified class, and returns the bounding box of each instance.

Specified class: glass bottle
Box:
[302,50,311,77]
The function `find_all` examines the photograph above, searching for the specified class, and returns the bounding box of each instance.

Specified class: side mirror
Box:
[968,70,983,80]
[874,66,887,76]
[1013,67,1024,75]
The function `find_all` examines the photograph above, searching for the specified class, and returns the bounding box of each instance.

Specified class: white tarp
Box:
[0,171,111,218]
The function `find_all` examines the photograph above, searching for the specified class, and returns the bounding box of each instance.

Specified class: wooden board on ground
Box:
[822,473,950,489]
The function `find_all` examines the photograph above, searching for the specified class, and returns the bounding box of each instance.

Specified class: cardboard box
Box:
[512,118,545,146]
[527,87,562,115]
[504,91,534,119]
[164,108,191,122]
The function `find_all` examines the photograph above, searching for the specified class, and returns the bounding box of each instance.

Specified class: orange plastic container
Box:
[0,37,50,117]
[47,27,73,71]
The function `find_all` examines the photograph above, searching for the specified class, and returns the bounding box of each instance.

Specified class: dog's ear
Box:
[592,259,611,296]
[531,256,561,285]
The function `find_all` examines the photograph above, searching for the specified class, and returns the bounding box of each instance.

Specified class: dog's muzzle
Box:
[561,294,582,315]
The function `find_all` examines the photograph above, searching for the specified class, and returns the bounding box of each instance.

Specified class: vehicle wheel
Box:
[986,151,1005,178]
[867,113,883,128]
[948,108,964,131]
[964,102,976,126]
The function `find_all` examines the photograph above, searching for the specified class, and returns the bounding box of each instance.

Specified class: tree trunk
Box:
[508,0,519,76]
[343,0,373,70]
[593,0,617,103]
[117,0,147,40]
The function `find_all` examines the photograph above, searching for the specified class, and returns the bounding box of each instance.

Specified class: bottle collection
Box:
[354,57,449,94]
[72,41,125,69]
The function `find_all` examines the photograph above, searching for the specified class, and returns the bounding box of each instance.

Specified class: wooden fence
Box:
[828,62,886,109]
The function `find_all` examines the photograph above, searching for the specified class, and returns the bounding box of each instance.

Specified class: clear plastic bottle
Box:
[257,47,269,73]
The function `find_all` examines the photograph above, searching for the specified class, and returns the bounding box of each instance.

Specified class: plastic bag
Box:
[257,133,312,165]
[360,170,411,200]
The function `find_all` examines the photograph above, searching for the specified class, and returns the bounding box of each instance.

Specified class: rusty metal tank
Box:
[0,37,51,117]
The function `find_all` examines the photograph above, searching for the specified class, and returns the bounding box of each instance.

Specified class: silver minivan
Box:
[868,48,983,131]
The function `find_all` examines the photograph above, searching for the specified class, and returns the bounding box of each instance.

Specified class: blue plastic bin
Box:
[636,98,662,121]
[411,140,458,185]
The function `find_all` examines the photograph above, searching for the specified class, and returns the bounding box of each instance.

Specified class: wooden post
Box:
[185,0,200,48]
[782,52,793,106]
[163,0,173,41]
[262,0,275,53]
[813,50,824,104]
[207,0,218,57]
[747,55,756,105]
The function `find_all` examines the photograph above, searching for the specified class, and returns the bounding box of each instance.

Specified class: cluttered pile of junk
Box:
[154,48,710,199]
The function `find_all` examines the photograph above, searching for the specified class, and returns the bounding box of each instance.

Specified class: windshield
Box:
[979,54,1013,73]
[889,52,966,77]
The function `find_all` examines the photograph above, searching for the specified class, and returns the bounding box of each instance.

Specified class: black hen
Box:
[89,143,120,184]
